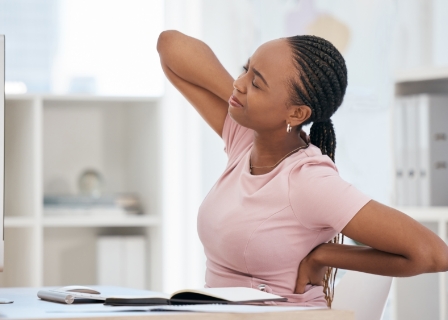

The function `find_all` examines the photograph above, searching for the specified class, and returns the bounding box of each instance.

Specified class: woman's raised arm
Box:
[157,30,234,137]
[295,200,448,293]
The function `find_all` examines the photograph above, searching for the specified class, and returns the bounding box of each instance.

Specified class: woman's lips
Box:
[229,95,244,108]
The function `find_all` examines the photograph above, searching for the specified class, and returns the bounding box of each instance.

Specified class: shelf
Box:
[4,216,35,228]
[6,94,162,103]
[4,94,37,101]
[394,68,448,96]
[2,94,164,290]
[5,214,162,228]
[395,67,448,83]
[397,206,448,222]
[393,69,448,320]
[42,95,161,103]
[42,214,161,227]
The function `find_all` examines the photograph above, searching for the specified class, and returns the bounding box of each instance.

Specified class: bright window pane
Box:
[0,0,164,96]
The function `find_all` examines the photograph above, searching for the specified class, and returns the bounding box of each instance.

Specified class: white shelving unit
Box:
[393,207,447,320]
[0,94,163,291]
[393,68,448,320]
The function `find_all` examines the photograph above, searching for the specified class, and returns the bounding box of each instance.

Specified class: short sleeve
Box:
[289,155,371,233]
[222,112,253,162]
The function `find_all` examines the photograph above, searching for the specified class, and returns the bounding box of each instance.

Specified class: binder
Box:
[406,96,419,206]
[394,98,406,205]
[394,94,448,206]
[417,95,431,206]
[417,94,448,205]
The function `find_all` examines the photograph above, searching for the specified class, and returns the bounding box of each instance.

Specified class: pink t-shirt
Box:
[197,114,371,307]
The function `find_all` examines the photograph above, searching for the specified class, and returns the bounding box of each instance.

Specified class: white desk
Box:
[0,286,354,320]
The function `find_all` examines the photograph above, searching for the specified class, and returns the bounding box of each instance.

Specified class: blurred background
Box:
[1,0,448,319]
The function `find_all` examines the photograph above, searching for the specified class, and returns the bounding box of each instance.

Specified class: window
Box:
[0,0,164,96]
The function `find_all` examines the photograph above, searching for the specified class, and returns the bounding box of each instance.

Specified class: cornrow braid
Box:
[323,234,344,306]
[296,42,347,100]
[295,43,343,107]
[309,119,336,162]
[286,35,348,308]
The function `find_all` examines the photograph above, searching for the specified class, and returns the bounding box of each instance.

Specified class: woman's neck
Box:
[250,129,308,174]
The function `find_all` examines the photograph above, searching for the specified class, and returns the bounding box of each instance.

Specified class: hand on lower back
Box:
[294,249,328,294]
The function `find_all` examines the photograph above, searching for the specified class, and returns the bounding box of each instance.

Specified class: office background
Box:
[1,1,448,320]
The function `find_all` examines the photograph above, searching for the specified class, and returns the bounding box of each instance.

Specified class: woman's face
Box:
[229,39,306,133]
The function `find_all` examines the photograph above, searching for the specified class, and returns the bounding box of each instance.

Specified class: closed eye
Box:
[242,65,259,89]
[252,81,259,89]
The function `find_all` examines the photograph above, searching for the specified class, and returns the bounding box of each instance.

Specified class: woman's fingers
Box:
[294,278,309,294]
[294,266,310,294]
[295,251,329,294]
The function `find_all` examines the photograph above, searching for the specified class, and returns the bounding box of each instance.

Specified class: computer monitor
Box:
[0,35,4,272]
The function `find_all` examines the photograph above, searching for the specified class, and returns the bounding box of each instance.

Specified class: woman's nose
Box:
[233,79,246,94]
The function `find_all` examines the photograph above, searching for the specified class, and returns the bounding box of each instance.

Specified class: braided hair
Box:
[286,35,348,307]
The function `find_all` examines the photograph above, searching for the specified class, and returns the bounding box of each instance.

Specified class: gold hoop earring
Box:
[287,123,292,133]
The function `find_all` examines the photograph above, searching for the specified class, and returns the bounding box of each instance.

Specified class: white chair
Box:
[332,270,393,320]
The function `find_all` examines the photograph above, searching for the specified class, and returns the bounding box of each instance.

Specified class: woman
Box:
[157,30,448,307]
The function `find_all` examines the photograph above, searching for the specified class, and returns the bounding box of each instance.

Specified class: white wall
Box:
[200,0,396,203]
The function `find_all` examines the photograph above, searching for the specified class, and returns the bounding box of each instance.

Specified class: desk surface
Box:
[0,286,354,320]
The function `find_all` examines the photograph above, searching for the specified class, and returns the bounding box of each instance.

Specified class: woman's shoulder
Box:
[291,143,338,175]
[288,144,371,232]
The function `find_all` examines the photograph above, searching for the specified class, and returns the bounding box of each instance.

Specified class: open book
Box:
[104,287,287,306]
[37,287,287,306]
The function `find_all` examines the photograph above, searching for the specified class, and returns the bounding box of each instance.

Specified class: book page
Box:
[170,287,285,302]
[107,291,171,300]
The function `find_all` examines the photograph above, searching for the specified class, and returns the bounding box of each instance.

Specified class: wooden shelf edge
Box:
[42,215,161,228]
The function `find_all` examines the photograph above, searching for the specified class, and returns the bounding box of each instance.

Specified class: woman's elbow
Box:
[157,30,179,54]
[431,247,448,272]
[418,243,448,273]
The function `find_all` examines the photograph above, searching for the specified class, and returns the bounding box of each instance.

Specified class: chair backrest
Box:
[332,270,392,320]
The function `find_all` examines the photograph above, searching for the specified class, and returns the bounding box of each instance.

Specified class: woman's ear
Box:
[288,105,312,126]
